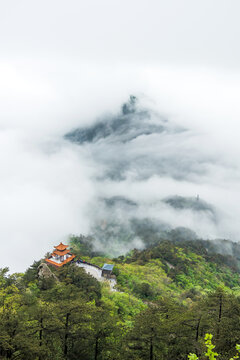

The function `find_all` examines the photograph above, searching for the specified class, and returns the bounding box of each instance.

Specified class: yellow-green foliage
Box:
[173,247,240,291]
[72,239,240,303]
[188,334,240,360]
[101,284,146,328]
[115,259,181,299]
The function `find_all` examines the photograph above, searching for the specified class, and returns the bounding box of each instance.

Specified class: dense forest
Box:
[1,237,240,359]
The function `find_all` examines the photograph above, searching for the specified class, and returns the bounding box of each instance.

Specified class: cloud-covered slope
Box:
[65,96,212,182]
[65,96,224,254]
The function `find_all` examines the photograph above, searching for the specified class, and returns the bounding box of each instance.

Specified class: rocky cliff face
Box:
[38,263,59,281]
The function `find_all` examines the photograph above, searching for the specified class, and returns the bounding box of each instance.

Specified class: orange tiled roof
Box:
[54,242,69,251]
[52,249,70,256]
[46,254,75,267]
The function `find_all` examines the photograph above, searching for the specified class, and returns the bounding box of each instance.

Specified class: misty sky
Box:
[1,0,240,272]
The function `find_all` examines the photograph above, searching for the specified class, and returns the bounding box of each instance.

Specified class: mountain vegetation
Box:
[1,237,240,359]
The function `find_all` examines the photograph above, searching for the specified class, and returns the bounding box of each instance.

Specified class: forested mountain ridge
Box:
[1,238,240,359]
[71,236,240,302]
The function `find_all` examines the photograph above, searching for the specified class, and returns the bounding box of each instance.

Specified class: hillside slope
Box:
[70,237,240,303]
[1,237,240,359]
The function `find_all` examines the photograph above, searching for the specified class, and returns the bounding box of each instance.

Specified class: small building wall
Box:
[102,269,112,278]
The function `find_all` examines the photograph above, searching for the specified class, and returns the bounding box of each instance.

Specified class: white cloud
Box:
[1,1,240,271]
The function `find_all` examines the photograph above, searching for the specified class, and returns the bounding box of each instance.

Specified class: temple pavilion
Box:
[46,242,75,267]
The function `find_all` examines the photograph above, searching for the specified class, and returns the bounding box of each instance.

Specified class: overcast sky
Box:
[1,0,240,272]
[1,0,240,67]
